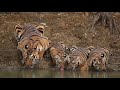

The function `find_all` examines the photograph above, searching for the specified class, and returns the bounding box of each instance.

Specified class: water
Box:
[0,69,120,78]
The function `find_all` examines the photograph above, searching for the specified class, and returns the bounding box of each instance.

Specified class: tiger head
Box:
[18,41,43,68]
[89,48,109,71]
[28,37,50,65]
[49,47,65,70]
[68,55,80,70]
[64,46,89,70]
[17,36,41,65]
[67,53,87,70]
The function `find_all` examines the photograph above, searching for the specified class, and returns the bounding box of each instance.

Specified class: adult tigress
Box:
[15,24,49,68]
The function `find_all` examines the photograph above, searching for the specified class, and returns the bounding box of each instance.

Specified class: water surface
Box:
[0,69,120,78]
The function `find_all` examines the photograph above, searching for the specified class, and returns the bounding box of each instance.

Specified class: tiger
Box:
[15,23,47,42]
[43,41,66,70]
[87,47,110,71]
[64,46,89,70]
[15,24,49,68]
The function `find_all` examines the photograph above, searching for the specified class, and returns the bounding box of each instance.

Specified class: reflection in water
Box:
[0,69,120,78]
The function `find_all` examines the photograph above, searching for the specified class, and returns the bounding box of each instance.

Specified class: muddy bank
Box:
[0,12,120,71]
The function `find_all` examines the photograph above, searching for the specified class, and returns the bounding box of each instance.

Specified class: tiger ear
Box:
[102,48,110,56]
[70,45,78,52]
[86,46,95,54]
[35,25,45,34]
[104,49,110,55]
[15,24,22,30]
[15,24,23,34]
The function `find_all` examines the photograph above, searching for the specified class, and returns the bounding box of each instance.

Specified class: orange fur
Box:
[49,47,65,70]
[16,24,49,67]
[88,48,110,71]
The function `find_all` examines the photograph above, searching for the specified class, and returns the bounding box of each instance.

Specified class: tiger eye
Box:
[101,54,104,57]
[25,45,29,49]
[34,48,37,50]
